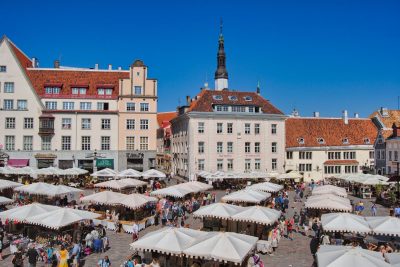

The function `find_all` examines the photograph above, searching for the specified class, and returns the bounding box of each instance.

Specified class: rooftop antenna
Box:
[204,72,209,88]
[398,96,399,110]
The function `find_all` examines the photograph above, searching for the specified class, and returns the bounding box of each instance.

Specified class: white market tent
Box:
[0,196,14,205]
[248,182,283,193]
[62,167,88,176]
[230,206,281,225]
[277,171,303,180]
[0,179,22,191]
[34,167,65,176]
[183,231,258,265]
[221,189,271,204]
[384,253,400,267]
[26,207,100,229]
[142,169,166,179]
[366,216,400,237]
[14,182,81,197]
[316,245,390,267]
[266,171,280,179]
[312,185,347,197]
[90,168,117,177]
[130,227,208,255]
[110,193,157,210]
[117,169,142,178]
[180,181,213,193]
[305,194,352,212]
[80,191,126,205]
[0,203,59,221]
[193,202,245,220]
[50,185,84,197]
[94,178,146,190]
[150,181,212,198]
[321,213,371,234]
[337,173,390,184]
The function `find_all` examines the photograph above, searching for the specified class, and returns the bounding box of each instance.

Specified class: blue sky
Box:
[3,0,400,117]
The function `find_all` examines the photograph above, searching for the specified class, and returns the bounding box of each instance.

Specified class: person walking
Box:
[98,255,111,267]
[371,203,377,216]
[26,244,39,267]
[12,249,24,267]
[58,245,69,267]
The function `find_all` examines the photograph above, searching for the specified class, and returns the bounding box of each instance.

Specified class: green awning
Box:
[96,159,114,168]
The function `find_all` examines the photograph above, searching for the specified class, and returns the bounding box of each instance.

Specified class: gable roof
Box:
[6,38,32,70]
[187,89,283,115]
[286,117,378,148]
[157,111,177,127]
[370,109,400,130]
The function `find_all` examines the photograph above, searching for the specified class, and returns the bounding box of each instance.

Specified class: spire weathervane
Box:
[214,18,228,90]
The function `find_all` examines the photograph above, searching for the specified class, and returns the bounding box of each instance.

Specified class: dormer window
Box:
[364,138,371,144]
[213,95,223,101]
[45,86,60,94]
[244,96,252,101]
[317,138,325,144]
[342,138,349,144]
[298,138,305,144]
[228,96,238,101]
[97,88,113,95]
[72,87,87,95]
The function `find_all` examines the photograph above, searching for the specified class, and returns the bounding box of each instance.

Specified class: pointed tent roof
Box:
[110,193,157,210]
[230,205,281,225]
[14,182,57,196]
[117,169,142,178]
[366,216,400,236]
[0,203,59,221]
[221,189,270,204]
[0,179,23,190]
[94,179,145,190]
[193,202,245,220]
[321,213,371,234]
[312,185,347,197]
[90,168,117,177]
[80,191,126,205]
[248,182,283,193]
[142,169,166,179]
[0,196,14,205]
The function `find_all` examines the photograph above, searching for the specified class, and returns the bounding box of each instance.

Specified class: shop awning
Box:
[8,159,29,167]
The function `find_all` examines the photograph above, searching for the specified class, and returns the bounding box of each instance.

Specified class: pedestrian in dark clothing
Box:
[26,245,39,267]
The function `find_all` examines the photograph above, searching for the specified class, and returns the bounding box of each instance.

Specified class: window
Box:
[4,82,14,93]
[126,119,135,130]
[0,66,6,72]
[97,88,113,95]
[272,158,277,170]
[245,123,251,134]
[17,100,27,110]
[395,151,399,161]
[364,138,371,144]
[299,151,312,159]
[389,151,392,161]
[227,159,233,171]
[344,152,356,159]
[198,122,204,133]
[245,142,251,153]
[228,96,238,101]
[3,99,13,110]
[369,151,374,159]
[5,117,15,129]
[286,151,293,159]
[45,87,60,94]
[227,142,233,153]
[126,137,135,150]
[140,119,149,130]
[216,105,223,112]
[23,136,33,150]
[5,136,15,150]
[213,95,222,100]
[140,103,149,112]
[81,118,91,129]
[254,124,260,134]
[62,118,72,129]
[101,136,110,150]
[134,86,142,95]
[217,123,223,134]
[72,87,87,95]
[317,138,325,144]
[299,164,312,172]
[97,102,109,110]
[217,159,223,171]
[101,119,111,129]
[255,159,261,170]
[271,124,277,134]
[63,102,74,110]
[271,142,277,153]
[140,136,148,150]
[41,136,51,151]
[24,118,34,129]
[217,142,223,153]
[245,159,251,171]
[298,138,305,144]
[61,136,71,150]
[126,103,135,111]
[255,142,260,153]
[81,136,91,150]
[80,102,91,110]
[45,101,57,110]
[198,159,205,171]
[198,142,205,153]
[232,106,246,112]
[244,96,252,101]
[248,106,254,113]
[342,138,349,144]
[227,123,233,134]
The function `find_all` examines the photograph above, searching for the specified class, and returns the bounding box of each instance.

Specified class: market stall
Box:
[305,194,352,214]
[142,169,166,179]
[312,185,347,197]
[221,189,271,206]
[248,182,284,193]
[94,178,147,193]
[321,213,371,234]
[117,169,143,178]
[150,181,212,198]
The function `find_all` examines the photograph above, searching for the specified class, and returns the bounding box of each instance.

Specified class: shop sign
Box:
[96,159,114,168]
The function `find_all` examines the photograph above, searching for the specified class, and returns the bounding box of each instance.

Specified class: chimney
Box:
[118,66,122,70]
[393,123,399,137]
[53,60,60,68]
[354,113,359,118]
[291,109,300,117]
[108,64,112,70]
[32,57,39,68]
[380,107,389,117]
[256,81,260,95]
[342,110,348,124]
[186,95,191,106]
[95,63,99,70]
[313,111,320,118]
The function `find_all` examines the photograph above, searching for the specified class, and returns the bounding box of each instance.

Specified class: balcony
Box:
[39,127,55,135]
[39,114,55,136]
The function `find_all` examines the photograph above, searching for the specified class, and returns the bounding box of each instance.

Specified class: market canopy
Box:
[321,213,371,234]
[94,178,146,190]
[142,169,166,179]
[384,253,400,267]
[305,194,352,212]
[193,202,245,220]
[366,216,400,237]
[90,168,117,177]
[150,181,212,198]
[316,245,390,267]
[0,196,14,205]
[26,207,100,229]
[221,189,271,204]
[230,206,281,225]
[183,231,258,265]
[35,167,65,176]
[0,179,22,190]
[0,203,59,221]
[14,182,81,197]
[80,191,126,205]
[248,182,283,193]
[117,169,142,178]
[62,167,88,176]
[312,185,347,197]
[130,227,208,255]
[277,171,303,180]
[110,193,157,210]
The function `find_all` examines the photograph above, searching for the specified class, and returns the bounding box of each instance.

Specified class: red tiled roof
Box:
[157,111,177,127]
[286,117,378,148]
[26,69,129,99]
[369,110,400,129]
[324,160,359,165]
[7,38,32,70]
[188,89,283,114]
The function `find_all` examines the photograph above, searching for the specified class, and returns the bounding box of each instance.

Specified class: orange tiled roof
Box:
[324,160,359,165]
[7,38,32,70]
[188,89,283,115]
[286,117,378,148]
[370,110,400,129]
[157,111,177,127]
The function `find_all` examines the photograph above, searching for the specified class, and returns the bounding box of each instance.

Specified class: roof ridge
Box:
[4,36,32,65]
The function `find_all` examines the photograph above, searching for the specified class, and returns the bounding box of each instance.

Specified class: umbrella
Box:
[117,169,142,178]
[366,216,400,236]
[221,189,271,204]
[316,245,390,267]
[230,206,281,225]
[248,182,283,193]
[90,168,117,177]
[321,213,371,234]
[0,179,22,190]
[0,196,14,205]
[312,185,347,197]
[183,231,258,264]
[111,193,157,210]
[193,203,245,220]
[80,191,126,205]
[142,169,166,179]
[130,227,207,255]
[0,203,59,221]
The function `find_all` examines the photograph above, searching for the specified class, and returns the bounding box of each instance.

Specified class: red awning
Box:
[8,159,29,167]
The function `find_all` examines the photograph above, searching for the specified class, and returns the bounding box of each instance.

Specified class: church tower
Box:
[214,20,228,90]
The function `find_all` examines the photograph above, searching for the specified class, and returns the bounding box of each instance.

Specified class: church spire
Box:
[215,19,228,90]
